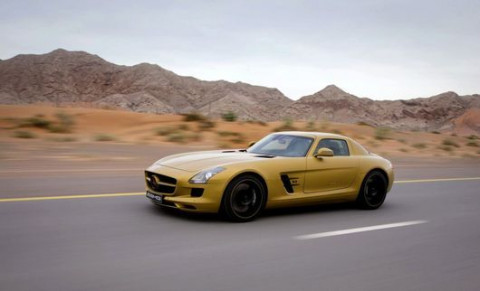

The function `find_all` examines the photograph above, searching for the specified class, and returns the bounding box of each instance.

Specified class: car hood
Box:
[156,150,273,172]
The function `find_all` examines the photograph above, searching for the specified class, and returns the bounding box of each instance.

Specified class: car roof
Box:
[273,131,348,140]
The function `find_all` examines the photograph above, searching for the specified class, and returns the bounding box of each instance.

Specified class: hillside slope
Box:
[1,49,479,132]
[285,85,480,132]
[0,49,292,121]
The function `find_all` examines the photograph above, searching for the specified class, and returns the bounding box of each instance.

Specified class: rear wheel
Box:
[356,170,388,209]
[221,175,266,222]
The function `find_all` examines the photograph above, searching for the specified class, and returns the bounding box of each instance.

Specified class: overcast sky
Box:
[1,0,479,100]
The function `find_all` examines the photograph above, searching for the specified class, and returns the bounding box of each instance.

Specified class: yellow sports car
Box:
[145,132,394,221]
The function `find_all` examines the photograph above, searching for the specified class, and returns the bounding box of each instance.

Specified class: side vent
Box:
[280,174,294,193]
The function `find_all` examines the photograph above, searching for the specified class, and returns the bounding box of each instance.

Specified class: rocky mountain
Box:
[0,49,479,132]
[0,49,292,120]
[285,85,480,132]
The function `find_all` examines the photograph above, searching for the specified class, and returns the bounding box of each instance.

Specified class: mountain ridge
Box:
[0,49,479,133]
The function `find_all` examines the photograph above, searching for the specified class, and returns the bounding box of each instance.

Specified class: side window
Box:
[316,139,350,156]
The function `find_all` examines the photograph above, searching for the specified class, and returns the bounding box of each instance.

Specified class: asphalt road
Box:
[1,154,480,290]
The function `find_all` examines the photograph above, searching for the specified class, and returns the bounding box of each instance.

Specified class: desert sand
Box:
[1,105,479,160]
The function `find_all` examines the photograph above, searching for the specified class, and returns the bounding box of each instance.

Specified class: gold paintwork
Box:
[145,132,394,213]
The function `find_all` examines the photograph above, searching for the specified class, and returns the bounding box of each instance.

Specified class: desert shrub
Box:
[99,104,116,110]
[48,125,67,133]
[217,131,240,137]
[188,132,202,141]
[438,145,453,152]
[374,127,391,140]
[319,120,330,131]
[198,120,216,131]
[48,112,75,133]
[155,127,176,136]
[367,140,379,148]
[397,138,407,144]
[305,121,316,131]
[411,143,427,149]
[55,112,75,128]
[230,134,246,144]
[49,136,77,142]
[13,130,36,139]
[167,132,186,143]
[451,133,457,137]
[183,112,206,122]
[221,111,237,122]
[431,131,441,134]
[442,138,459,148]
[178,124,190,131]
[399,148,409,153]
[217,142,230,148]
[332,129,343,134]
[274,119,297,132]
[467,135,478,140]
[246,120,267,126]
[94,133,116,142]
[23,114,51,129]
[466,141,479,147]
[356,121,371,127]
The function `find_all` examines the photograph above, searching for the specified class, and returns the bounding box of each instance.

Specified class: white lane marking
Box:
[294,220,428,240]
[395,177,480,184]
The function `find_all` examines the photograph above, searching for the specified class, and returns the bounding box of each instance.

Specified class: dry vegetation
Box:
[1,105,480,158]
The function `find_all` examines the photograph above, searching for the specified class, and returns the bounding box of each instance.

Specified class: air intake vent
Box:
[280,174,294,193]
[191,188,204,197]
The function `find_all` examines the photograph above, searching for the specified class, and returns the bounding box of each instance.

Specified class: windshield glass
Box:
[248,134,314,157]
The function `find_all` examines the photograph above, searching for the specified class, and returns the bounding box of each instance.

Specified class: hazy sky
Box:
[1,0,479,100]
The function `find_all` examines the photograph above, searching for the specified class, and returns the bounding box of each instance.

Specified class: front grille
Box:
[145,171,177,194]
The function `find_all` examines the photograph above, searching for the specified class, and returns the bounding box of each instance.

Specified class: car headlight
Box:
[189,167,226,184]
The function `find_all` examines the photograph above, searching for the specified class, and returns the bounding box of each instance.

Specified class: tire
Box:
[356,170,388,209]
[221,175,267,222]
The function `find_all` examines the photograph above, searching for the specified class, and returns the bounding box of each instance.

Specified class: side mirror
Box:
[315,147,334,158]
[248,141,256,147]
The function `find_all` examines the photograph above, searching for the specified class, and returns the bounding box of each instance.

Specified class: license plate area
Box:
[146,191,163,203]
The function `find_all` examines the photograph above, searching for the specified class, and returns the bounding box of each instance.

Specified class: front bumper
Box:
[145,165,227,213]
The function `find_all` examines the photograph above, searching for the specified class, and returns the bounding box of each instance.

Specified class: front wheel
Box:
[356,170,388,209]
[221,175,266,222]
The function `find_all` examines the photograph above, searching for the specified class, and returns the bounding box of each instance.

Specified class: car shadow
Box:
[145,201,361,223]
[146,203,221,222]
[262,202,356,218]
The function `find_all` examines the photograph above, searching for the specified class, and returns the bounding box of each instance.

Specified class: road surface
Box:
[1,145,480,290]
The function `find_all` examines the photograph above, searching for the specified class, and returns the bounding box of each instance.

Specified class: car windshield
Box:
[247,134,314,157]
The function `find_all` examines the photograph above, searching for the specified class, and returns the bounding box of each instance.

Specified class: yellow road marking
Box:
[0,192,144,202]
[0,168,143,174]
[1,177,480,203]
[394,177,480,184]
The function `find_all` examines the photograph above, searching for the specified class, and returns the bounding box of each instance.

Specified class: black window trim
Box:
[313,138,350,157]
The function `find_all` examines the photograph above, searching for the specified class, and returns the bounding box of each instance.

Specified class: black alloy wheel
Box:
[356,170,388,209]
[221,175,266,222]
